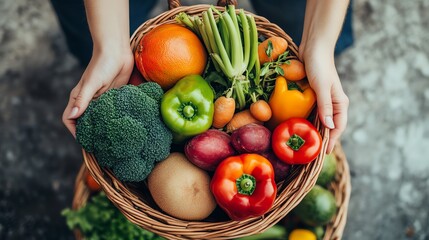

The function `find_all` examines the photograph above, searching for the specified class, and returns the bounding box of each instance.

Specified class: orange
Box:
[280,59,306,81]
[134,24,207,89]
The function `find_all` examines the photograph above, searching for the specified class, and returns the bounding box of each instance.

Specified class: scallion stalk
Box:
[175,6,262,110]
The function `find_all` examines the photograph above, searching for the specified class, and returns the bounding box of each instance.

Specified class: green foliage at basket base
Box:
[62,192,164,240]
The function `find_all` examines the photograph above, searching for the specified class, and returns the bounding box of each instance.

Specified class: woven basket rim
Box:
[81,4,330,239]
[72,141,350,240]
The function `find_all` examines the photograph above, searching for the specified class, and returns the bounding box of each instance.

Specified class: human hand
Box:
[62,47,134,137]
[299,45,349,154]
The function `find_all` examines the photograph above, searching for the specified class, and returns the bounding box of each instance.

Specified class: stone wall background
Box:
[0,0,428,239]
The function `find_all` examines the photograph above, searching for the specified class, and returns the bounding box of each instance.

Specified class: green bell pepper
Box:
[161,75,214,142]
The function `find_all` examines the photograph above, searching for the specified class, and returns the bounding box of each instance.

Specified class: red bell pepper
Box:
[272,118,322,165]
[210,154,277,221]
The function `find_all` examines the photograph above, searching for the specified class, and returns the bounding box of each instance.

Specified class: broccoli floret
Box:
[76,82,173,182]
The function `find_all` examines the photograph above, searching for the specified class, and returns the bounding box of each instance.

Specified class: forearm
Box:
[300,0,350,57]
[84,0,130,53]
[298,0,351,153]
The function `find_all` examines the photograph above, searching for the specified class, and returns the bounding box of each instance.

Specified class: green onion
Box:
[175,6,262,110]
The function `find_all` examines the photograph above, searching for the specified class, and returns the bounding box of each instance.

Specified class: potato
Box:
[147,152,216,220]
[185,129,235,171]
[231,123,271,153]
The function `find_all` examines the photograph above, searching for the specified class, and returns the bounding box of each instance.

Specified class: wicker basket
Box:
[73,142,350,240]
[81,0,330,239]
[322,142,351,240]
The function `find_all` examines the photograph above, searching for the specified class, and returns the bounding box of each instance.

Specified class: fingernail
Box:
[68,107,79,119]
[325,116,335,129]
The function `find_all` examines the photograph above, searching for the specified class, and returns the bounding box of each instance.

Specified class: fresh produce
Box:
[258,36,288,65]
[268,76,316,128]
[249,99,272,122]
[73,4,328,233]
[212,96,236,128]
[134,24,207,89]
[293,185,337,227]
[185,129,235,171]
[161,75,214,143]
[236,225,287,240]
[211,153,277,221]
[261,151,291,183]
[259,50,293,98]
[280,59,306,81]
[272,118,322,165]
[62,192,164,240]
[230,123,271,153]
[316,153,337,186]
[76,83,173,182]
[148,152,216,220]
[176,6,262,110]
[226,109,262,133]
[288,229,317,240]
[85,170,101,192]
[310,226,325,240]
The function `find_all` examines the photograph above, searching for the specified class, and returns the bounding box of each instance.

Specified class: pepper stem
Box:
[286,134,305,151]
[287,82,303,92]
[178,102,197,120]
[183,105,195,119]
[236,174,256,195]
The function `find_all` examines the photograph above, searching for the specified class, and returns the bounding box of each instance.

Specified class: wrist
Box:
[300,40,335,64]
[93,39,132,60]
[93,36,131,53]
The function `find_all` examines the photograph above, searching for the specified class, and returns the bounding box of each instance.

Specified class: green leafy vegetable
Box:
[62,192,164,240]
[76,83,173,182]
[259,50,294,100]
[265,40,273,58]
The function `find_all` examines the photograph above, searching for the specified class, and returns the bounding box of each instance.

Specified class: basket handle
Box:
[168,0,238,10]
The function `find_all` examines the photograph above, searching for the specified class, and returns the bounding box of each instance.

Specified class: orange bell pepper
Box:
[268,76,316,128]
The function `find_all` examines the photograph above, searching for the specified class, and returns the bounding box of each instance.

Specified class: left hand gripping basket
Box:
[82,0,330,239]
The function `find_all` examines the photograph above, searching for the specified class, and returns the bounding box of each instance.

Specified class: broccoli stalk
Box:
[76,82,173,182]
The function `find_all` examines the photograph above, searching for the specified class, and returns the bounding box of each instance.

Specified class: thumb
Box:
[67,82,98,120]
[316,86,335,130]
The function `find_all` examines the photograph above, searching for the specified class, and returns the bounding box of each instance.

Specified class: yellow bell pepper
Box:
[289,229,317,240]
[268,76,316,128]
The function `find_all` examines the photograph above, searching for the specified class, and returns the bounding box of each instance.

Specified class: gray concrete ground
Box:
[0,0,428,239]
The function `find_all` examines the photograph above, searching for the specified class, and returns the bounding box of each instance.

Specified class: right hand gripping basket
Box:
[82,0,333,239]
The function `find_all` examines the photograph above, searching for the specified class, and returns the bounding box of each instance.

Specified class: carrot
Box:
[212,96,236,129]
[258,36,288,65]
[250,100,272,122]
[226,110,263,133]
[280,59,306,81]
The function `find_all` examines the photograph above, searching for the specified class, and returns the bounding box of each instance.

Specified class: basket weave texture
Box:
[322,143,351,240]
[81,1,331,239]
[73,142,350,240]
